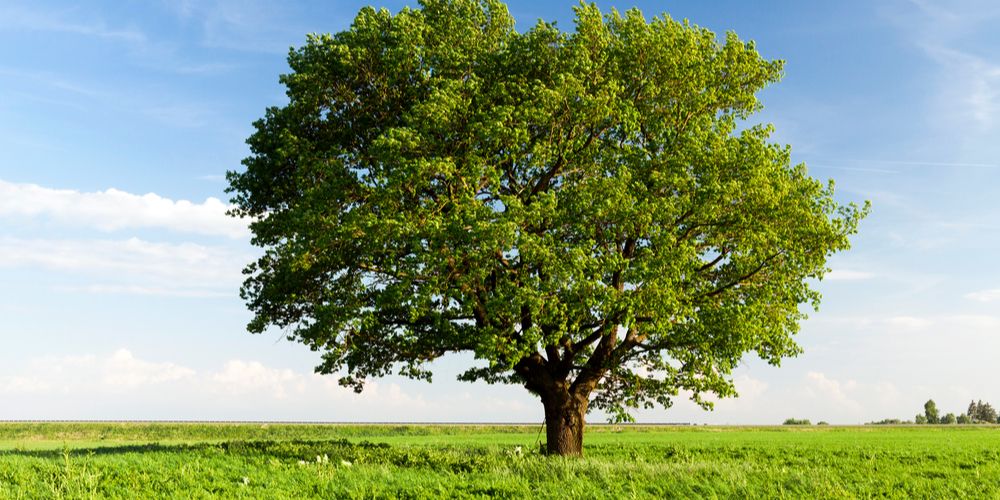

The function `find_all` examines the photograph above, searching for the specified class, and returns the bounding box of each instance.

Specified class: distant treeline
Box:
[782,399,1000,426]
[868,399,998,425]
[782,418,828,426]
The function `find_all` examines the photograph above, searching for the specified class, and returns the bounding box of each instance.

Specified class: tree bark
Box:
[542,387,588,456]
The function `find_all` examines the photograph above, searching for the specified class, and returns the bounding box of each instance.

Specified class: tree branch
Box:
[704,252,781,298]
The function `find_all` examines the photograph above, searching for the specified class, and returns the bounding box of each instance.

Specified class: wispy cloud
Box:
[965,288,1000,303]
[888,0,1000,135]
[0,179,247,238]
[809,164,900,174]
[0,4,147,43]
[825,269,875,281]
[0,237,249,296]
[0,65,227,129]
[0,4,238,77]
[54,284,233,299]
[920,45,1000,130]
[164,0,306,54]
[812,158,1000,170]
[819,313,1000,333]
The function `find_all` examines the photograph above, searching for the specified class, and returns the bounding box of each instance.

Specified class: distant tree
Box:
[957,413,972,424]
[866,419,902,425]
[924,399,939,424]
[817,421,829,426]
[783,418,812,425]
[967,400,998,423]
[915,414,928,424]
[226,0,867,456]
[942,413,957,424]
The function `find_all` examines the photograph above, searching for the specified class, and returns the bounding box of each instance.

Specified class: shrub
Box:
[783,418,812,425]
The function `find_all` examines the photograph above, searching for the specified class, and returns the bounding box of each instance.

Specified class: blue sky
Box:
[1,0,999,424]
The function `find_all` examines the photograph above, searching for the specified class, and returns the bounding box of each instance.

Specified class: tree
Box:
[227,0,866,456]
[957,413,972,424]
[968,400,997,423]
[942,413,957,425]
[915,414,927,424]
[924,399,939,424]
[783,418,812,425]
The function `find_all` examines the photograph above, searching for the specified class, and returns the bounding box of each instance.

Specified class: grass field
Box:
[1,423,999,498]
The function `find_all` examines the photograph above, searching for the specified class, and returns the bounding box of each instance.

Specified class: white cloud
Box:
[966,288,1000,302]
[804,371,862,414]
[2,349,195,395]
[0,5,147,43]
[101,349,197,389]
[55,284,232,299]
[825,269,875,281]
[0,179,247,238]
[0,349,512,421]
[733,374,768,399]
[165,0,308,54]
[884,315,932,331]
[211,360,304,399]
[921,45,1000,130]
[817,313,1000,335]
[888,0,1000,135]
[0,237,249,296]
[0,375,51,394]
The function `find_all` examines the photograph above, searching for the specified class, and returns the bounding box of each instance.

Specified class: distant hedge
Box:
[783,418,812,425]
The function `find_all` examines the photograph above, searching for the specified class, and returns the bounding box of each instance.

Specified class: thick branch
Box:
[704,252,780,298]
[697,249,729,273]
[570,327,618,397]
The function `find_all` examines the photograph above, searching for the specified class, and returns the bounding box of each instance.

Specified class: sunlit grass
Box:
[1,423,999,498]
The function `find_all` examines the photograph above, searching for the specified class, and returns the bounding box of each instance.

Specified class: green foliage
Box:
[957,414,973,424]
[782,418,812,426]
[866,419,903,425]
[924,399,939,424]
[915,414,927,424]
[227,0,867,424]
[942,413,957,425]
[967,400,998,423]
[5,424,1000,497]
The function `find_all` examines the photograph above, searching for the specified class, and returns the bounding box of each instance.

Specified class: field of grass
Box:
[1,422,999,498]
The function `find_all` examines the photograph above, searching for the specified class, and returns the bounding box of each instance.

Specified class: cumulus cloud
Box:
[0,179,247,238]
[101,349,197,389]
[0,349,526,421]
[211,360,305,399]
[733,374,769,399]
[2,349,195,395]
[804,371,862,413]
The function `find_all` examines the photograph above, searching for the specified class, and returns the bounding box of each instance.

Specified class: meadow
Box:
[1,422,998,498]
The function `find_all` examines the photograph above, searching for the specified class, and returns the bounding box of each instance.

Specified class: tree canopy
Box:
[227,0,866,455]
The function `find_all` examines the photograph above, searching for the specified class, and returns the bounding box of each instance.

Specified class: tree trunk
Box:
[542,389,588,456]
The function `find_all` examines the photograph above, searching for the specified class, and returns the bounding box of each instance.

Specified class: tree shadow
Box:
[0,439,391,460]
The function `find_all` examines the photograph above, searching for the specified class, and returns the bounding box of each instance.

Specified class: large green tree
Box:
[227,0,866,456]
[924,399,939,424]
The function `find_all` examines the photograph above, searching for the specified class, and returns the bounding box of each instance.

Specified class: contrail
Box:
[808,165,900,174]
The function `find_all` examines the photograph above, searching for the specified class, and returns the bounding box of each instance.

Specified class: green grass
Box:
[1,423,999,498]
